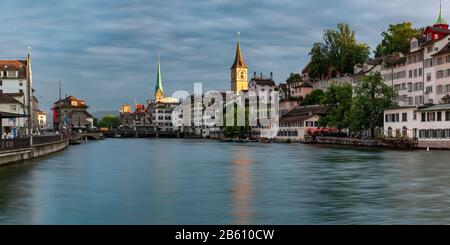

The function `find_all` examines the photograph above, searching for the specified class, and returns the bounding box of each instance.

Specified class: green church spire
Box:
[155,55,164,101]
[437,0,448,25]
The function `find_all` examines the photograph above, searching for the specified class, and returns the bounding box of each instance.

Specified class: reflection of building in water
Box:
[231,147,253,224]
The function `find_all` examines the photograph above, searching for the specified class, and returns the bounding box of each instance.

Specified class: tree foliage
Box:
[301,89,324,106]
[286,73,302,84]
[308,43,329,79]
[318,83,353,131]
[223,104,250,137]
[349,72,397,138]
[308,23,370,79]
[97,115,120,129]
[375,22,421,58]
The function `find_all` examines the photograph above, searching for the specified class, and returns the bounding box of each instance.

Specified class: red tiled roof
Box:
[0,60,28,79]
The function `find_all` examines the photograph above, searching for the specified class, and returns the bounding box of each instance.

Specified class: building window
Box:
[446,111,450,121]
[402,113,407,122]
[421,112,426,122]
[6,70,18,78]
[427,73,432,82]
[437,111,442,121]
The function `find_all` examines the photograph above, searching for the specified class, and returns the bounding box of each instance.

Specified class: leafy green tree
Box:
[323,23,370,76]
[318,83,353,132]
[301,89,324,106]
[350,72,397,138]
[308,23,370,79]
[286,73,302,84]
[98,115,120,129]
[308,43,329,79]
[223,104,250,138]
[375,22,421,57]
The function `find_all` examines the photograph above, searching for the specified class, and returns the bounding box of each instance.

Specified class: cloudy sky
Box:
[0,0,446,111]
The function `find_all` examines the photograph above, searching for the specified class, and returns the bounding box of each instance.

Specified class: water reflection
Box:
[1,139,450,224]
[231,147,254,224]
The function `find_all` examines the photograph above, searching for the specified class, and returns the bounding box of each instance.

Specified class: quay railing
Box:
[0,138,31,151]
[0,134,69,152]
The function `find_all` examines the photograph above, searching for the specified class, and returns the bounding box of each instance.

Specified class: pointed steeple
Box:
[231,32,248,69]
[436,0,448,25]
[155,55,164,101]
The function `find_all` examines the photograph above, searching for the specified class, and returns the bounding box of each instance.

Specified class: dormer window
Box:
[6,70,18,78]
[411,41,418,50]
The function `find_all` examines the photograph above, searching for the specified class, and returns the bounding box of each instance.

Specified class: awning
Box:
[0,112,29,118]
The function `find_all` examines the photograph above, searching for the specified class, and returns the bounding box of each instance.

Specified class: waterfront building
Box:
[0,51,37,134]
[384,103,450,149]
[231,33,248,93]
[357,5,450,107]
[37,110,47,130]
[52,95,94,131]
[0,92,26,136]
[275,105,326,142]
[148,57,180,132]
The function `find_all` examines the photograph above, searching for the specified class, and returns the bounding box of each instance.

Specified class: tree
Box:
[318,83,353,132]
[323,23,370,76]
[97,115,120,129]
[375,22,421,57]
[349,72,397,138]
[309,23,370,79]
[308,43,329,79]
[301,89,324,106]
[223,104,250,138]
[286,73,302,84]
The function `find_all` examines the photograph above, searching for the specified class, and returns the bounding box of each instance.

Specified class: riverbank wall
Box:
[313,136,419,149]
[0,138,69,167]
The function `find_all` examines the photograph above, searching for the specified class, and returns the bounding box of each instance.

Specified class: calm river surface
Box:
[1,138,450,224]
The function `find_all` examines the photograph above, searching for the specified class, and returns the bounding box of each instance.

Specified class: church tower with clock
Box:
[230,33,248,93]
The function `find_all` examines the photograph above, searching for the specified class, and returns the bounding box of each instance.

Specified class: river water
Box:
[0,138,450,224]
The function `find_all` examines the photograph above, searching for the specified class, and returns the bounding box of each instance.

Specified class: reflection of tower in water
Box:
[231,147,254,224]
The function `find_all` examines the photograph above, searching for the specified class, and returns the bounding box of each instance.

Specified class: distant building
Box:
[357,5,450,107]
[0,51,38,134]
[275,105,326,142]
[120,56,180,132]
[37,110,47,130]
[0,92,26,135]
[231,34,249,93]
[52,95,94,131]
[384,103,450,149]
[290,82,313,98]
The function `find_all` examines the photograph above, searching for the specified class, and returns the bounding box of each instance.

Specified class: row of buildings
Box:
[0,52,97,137]
[356,5,450,148]
[0,53,48,138]
[118,5,450,148]
[118,34,324,141]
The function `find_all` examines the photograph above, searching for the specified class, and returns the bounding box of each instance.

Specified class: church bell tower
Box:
[231,33,248,93]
